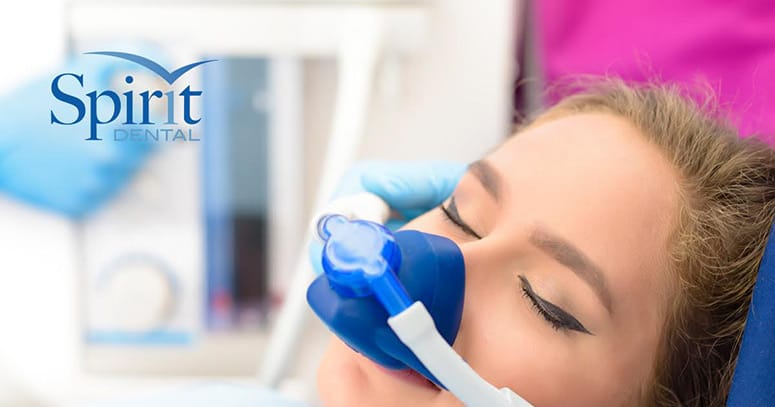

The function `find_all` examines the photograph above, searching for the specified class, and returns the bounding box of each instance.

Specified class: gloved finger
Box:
[397,208,430,221]
[360,161,466,211]
[308,238,325,275]
[384,219,407,231]
[329,161,388,199]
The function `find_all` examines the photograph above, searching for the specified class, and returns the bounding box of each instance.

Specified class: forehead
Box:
[485,113,678,311]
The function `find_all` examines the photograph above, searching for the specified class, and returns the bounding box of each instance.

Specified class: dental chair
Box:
[727,222,775,406]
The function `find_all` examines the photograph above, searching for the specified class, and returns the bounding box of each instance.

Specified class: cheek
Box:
[455,246,643,406]
[454,247,559,403]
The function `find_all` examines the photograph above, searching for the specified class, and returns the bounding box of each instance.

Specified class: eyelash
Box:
[520,280,569,332]
[519,275,592,335]
[439,202,482,239]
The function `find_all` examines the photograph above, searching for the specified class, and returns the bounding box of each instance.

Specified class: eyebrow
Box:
[528,227,614,315]
[468,160,502,202]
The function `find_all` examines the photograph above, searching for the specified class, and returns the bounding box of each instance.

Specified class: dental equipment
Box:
[258,15,387,387]
[307,213,533,407]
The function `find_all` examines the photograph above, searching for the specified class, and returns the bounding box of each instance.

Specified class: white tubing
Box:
[388,302,533,407]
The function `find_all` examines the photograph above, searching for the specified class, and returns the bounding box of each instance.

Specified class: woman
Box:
[316,81,775,406]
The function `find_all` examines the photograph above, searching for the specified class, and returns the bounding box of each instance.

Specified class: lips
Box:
[373,363,440,391]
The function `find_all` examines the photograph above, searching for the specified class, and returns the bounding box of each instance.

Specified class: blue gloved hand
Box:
[330,161,467,229]
[309,160,467,274]
[0,51,160,218]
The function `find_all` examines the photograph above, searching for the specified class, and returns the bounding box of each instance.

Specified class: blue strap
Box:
[728,221,775,406]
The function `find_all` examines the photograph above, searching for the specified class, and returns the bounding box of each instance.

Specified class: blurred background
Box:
[0,0,516,405]
[1,0,772,406]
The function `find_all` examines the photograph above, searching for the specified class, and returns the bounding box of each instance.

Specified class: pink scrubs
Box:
[536,0,775,142]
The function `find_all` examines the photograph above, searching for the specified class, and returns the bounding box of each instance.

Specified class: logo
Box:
[50,51,216,142]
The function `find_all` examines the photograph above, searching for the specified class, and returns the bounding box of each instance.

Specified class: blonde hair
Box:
[530,80,775,406]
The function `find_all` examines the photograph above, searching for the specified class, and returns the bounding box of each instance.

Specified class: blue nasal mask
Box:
[306,214,465,386]
[306,213,531,407]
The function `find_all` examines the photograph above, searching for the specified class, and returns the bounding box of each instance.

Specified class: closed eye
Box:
[439,197,482,239]
[519,275,593,335]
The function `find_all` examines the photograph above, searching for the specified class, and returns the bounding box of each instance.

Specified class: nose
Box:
[447,238,503,357]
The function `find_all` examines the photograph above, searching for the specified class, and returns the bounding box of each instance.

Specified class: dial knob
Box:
[95,256,176,333]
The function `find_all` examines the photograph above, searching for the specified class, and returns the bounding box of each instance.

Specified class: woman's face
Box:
[318,113,680,406]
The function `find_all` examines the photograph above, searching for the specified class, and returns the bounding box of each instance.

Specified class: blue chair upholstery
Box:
[728,222,775,406]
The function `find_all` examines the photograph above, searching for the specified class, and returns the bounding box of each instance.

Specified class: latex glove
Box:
[358,161,466,228]
[309,160,467,274]
[0,51,159,218]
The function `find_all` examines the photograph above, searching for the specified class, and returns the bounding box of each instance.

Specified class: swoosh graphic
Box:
[85,51,216,84]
